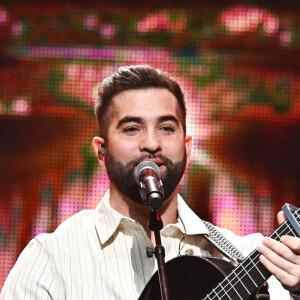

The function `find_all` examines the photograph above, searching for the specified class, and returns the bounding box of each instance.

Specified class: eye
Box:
[160,125,175,134]
[123,126,140,135]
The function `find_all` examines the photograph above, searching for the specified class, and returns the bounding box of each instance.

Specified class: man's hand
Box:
[258,211,300,292]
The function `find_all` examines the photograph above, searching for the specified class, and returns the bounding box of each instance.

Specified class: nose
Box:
[139,129,161,154]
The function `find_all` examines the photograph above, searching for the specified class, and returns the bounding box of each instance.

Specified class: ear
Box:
[92,136,106,167]
[184,135,192,166]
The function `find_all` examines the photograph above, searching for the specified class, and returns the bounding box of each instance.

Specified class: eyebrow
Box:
[158,115,180,126]
[116,115,180,129]
[116,116,143,129]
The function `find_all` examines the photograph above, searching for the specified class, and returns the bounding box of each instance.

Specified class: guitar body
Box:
[139,256,269,300]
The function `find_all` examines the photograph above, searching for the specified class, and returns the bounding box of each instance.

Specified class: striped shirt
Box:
[1,191,289,299]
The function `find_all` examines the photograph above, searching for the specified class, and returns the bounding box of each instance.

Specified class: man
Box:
[1,65,300,299]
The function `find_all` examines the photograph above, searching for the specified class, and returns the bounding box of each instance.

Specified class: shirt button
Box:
[185,249,194,255]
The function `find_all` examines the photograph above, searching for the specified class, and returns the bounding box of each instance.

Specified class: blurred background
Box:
[1,0,300,289]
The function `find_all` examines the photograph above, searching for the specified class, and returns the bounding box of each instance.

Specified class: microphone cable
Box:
[178,215,186,256]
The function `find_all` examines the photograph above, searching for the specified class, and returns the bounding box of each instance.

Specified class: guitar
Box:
[139,206,300,300]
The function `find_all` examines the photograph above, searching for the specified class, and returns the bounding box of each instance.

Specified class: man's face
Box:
[100,88,192,205]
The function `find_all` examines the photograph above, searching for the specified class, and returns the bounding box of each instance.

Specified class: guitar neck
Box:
[204,209,300,300]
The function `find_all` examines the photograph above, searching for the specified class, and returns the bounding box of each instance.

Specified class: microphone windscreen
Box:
[134,161,161,184]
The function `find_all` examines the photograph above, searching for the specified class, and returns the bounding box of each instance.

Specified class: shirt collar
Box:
[94,190,126,245]
[94,190,209,245]
[163,194,209,235]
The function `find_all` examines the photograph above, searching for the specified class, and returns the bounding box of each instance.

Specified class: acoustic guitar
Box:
[139,207,299,300]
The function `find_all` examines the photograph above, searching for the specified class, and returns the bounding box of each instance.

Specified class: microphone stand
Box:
[147,210,171,300]
[135,161,170,299]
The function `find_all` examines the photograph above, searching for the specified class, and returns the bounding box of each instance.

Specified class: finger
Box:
[277,211,287,225]
[281,235,300,255]
[259,254,300,290]
[258,238,296,273]
[262,237,300,264]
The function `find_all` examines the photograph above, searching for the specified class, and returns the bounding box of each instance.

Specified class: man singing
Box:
[1,65,300,299]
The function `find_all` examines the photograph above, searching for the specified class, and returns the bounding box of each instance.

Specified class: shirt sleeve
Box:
[0,238,61,300]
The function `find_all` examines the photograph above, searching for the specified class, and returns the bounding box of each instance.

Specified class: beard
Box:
[104,150,187,206]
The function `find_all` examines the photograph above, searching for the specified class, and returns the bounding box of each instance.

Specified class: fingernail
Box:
[260,255,266,262]
[263,238,269,245]
[258,244,265,252]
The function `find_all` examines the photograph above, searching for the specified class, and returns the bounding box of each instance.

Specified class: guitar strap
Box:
[202,220,245,264]
[291,292,300,300]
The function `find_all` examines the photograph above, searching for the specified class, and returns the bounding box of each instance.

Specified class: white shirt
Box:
[1,191,289,299]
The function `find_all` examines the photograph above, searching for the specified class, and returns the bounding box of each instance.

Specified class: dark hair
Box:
[95,65,186,138]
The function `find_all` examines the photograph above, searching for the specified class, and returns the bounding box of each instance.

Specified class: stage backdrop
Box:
[1,1,300,289]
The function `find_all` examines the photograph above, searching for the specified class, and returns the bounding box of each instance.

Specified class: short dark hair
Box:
[95,65,186,138]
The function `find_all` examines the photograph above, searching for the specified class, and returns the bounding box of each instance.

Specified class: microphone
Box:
[134,161,164,210]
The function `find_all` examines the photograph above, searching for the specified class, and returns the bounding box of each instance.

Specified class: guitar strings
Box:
[208,223,296,299]
[207,226,291,299]
[178,215,186,256]
[209,224,294,299]
[205,216,299,300]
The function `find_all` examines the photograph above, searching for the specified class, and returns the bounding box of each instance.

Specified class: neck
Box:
[109,184,179,243]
